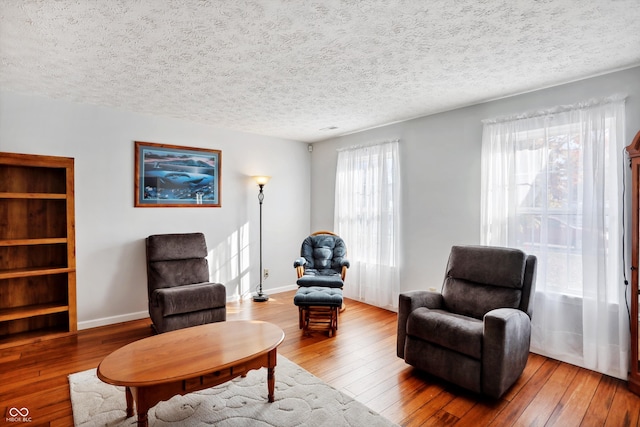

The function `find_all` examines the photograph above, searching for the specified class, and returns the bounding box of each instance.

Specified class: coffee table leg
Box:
[134,388,151,427]
[267,348,277,402]
[137,411,149,427]
[267,365,275,402]
[126,386,150,427]
[125,387,134,418]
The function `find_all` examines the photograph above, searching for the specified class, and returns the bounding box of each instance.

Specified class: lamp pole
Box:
[252,176,270,302]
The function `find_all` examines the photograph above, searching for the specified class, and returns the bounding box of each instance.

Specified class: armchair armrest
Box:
[294,257,307,279]
[482,308,531,398]
[338,259,350,280]
[397,290,444,358]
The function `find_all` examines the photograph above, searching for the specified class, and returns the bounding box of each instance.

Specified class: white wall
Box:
[310,66,640,295]
[0,91,310,328]
[2,66,638,327]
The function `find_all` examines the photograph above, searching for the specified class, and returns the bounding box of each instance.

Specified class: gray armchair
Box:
[294,231,350,288]
[146,233,226,333]
[397,245,536,398]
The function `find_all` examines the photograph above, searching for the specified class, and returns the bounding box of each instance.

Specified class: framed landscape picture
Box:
[134,141,221,207]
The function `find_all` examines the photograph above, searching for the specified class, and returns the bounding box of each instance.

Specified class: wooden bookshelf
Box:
[0,152,77,349]
[626,130,640,396]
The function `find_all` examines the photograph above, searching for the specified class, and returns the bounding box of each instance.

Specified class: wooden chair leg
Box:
[298,306,303,329]
[297,304,342,337]
[302,307,310,335]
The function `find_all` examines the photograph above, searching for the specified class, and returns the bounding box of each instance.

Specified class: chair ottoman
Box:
[293,286,343,337]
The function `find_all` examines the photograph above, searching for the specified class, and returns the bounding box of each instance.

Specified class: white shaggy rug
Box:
[68,355,398,426]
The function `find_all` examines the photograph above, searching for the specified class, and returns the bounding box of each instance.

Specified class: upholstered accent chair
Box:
[146,232,226,334]
[294,231,350,288]
[397,245,537,399]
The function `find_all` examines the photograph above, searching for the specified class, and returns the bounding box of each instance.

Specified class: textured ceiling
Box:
[1,0,639,143]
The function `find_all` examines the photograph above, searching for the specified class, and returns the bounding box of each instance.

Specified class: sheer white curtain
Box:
[334,140,400,310]
[480,96,629,379]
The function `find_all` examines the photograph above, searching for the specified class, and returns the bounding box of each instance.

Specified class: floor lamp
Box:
[252,175,270,302]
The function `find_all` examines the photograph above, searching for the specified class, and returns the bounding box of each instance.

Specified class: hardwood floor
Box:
[1,289,638,426]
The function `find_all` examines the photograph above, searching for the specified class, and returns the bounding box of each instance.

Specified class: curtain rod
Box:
[336,138,399,152]
[482,93,627,124]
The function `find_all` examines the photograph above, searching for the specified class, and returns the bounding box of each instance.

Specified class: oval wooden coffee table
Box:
[97,320,285,427]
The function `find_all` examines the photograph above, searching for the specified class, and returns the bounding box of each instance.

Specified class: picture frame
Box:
[134,141,221,207]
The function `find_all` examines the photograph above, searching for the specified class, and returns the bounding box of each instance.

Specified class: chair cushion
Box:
[442,246,526,319]
[443,278,522,320]
[147,233,208,261]
[406,307,483,359]
[152,282,226,317]
[297,273,344,288]
[294,286,343,307]
[300,234,347,270]
[147,258,210,292]
[447,245,526,289]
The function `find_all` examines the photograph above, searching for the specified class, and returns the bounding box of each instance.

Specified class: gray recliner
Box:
[397,245,536,399]
[293,231,350,288]
[146,232,226,333]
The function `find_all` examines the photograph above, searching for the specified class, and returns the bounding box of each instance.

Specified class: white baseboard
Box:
[78,311,150,330]
[241,284,298,300]
[77,284,299,330]
[270,284,298,293]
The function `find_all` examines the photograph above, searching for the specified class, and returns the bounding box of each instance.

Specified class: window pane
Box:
[514,124,587,296]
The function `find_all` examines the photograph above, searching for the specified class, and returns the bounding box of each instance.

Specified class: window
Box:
[480,96,629,379]
[334,140,400,309]
[512,123,611,296]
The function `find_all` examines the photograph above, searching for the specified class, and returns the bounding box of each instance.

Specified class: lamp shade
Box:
[253,176,271,185]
